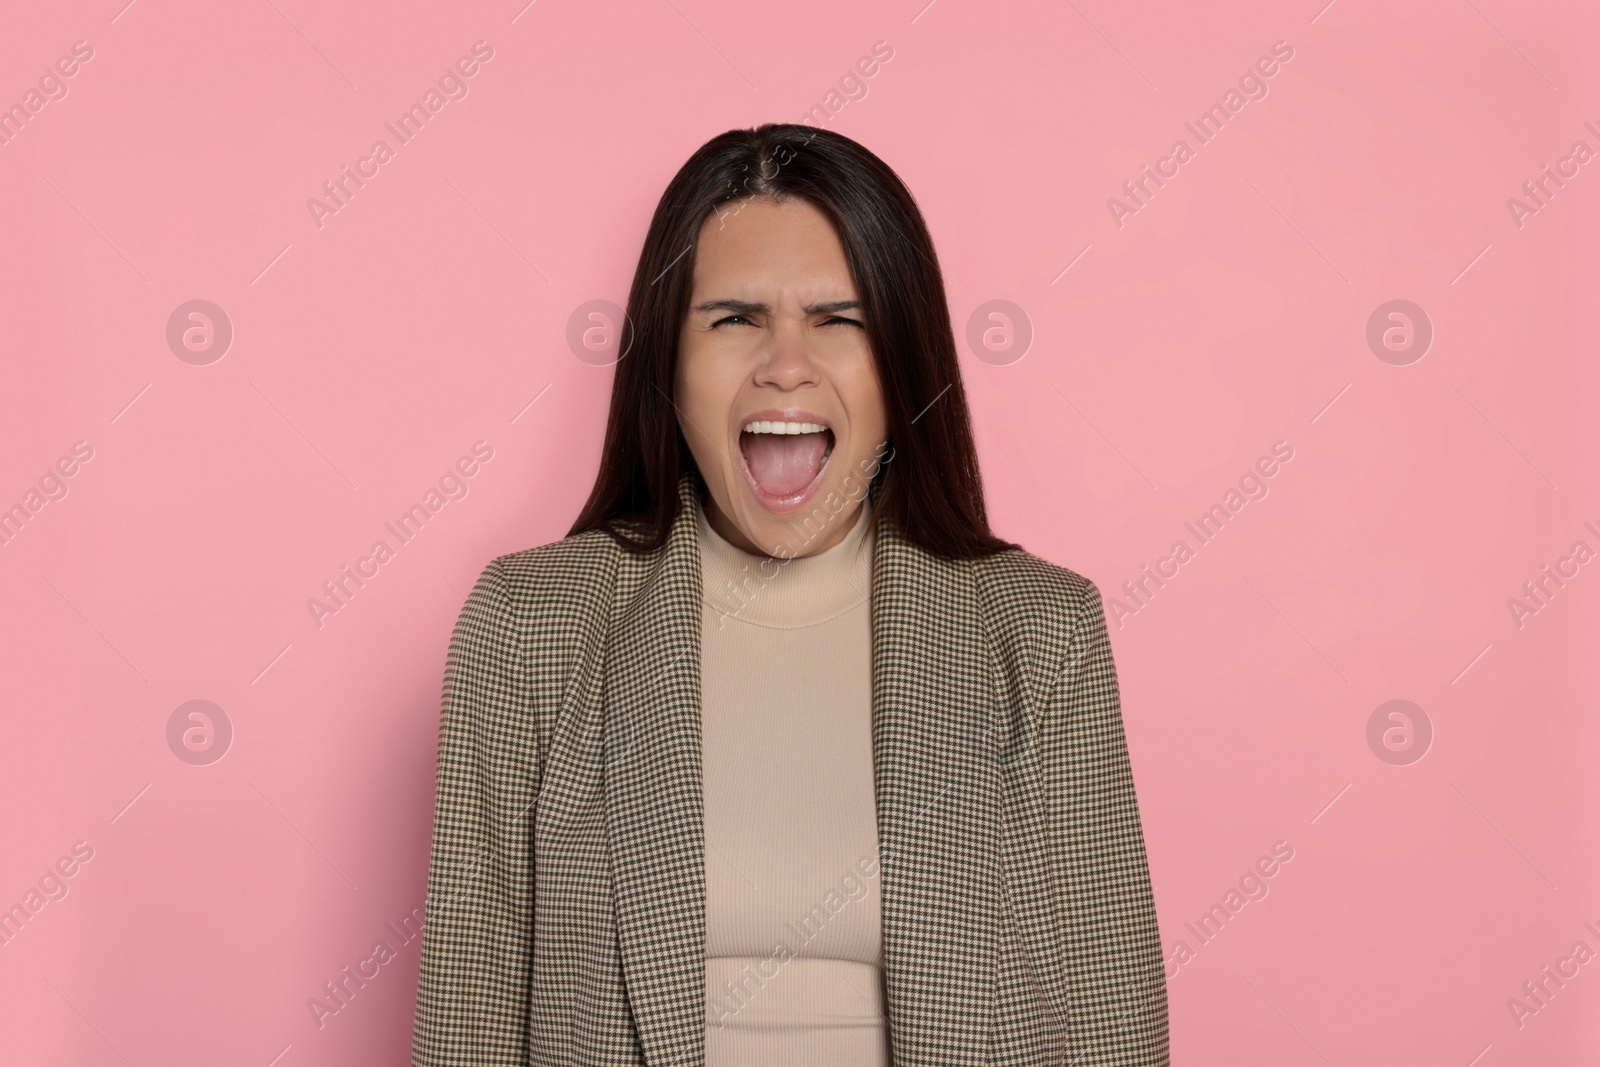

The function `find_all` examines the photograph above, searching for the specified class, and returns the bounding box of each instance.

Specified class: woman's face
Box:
[675,195,889,559]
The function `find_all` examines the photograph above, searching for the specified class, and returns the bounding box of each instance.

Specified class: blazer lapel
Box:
[603,474,707,1067]
[871,513,1002,1066]
[603,474,1008,1067]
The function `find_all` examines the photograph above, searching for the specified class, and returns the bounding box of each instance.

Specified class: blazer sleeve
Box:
[1046,579,1170,1066]
[412,559,538,1067]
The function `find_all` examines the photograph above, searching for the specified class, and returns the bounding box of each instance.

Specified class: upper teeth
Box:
[742,421,828,434]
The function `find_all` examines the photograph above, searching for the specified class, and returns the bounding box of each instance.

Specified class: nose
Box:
[751,315,822,391]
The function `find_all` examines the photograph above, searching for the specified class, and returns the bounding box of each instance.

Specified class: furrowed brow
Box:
[691,298,768,315]
[689,298,863,315]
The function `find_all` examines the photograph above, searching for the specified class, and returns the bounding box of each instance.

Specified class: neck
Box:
[703,492,866,558]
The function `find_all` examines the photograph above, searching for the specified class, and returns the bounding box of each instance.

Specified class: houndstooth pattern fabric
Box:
[412,474,1170,1067]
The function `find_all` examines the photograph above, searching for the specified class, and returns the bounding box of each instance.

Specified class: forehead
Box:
[691,197,855,293]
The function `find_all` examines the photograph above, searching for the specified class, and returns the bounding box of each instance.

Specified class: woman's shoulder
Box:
[465,526,628,620]
[491,526,622,576]
[970,543,1102,615]
[959,546,1116,711]
[967,544,1110,671]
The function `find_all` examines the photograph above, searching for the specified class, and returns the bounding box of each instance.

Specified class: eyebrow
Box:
[689,298,863,316]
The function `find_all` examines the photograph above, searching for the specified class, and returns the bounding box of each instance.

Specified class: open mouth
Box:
[737,419,835,511]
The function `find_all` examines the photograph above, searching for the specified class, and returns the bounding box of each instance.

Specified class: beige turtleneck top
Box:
[695,492,889,1066]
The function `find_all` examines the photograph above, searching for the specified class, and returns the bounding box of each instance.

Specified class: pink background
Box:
[1,0,1595,1063]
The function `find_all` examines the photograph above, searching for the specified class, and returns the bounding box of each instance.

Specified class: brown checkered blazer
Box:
[412,474,1169,1066]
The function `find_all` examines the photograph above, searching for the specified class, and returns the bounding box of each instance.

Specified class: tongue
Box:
[742,431,828,497]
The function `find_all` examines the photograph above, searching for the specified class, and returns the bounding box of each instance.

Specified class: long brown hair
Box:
[567,122,1015,559]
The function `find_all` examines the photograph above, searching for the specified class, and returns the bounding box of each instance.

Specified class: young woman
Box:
[412,123,1169,1067]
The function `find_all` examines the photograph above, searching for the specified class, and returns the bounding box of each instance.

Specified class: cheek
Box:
[845,357,888,440]
[827,341,881,409]
[675,338,712,409]
[676,341,737,436]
